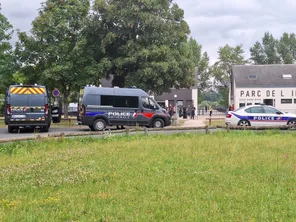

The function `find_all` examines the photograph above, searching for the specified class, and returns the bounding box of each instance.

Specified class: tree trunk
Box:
[63,91,69,118]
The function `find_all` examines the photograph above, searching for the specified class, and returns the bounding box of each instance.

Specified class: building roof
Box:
[84,86,148,97]
[232,64,296,88]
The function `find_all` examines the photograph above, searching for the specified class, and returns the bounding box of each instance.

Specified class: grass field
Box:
[1,132,296,221]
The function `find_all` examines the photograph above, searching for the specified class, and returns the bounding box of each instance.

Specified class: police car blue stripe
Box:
[232,113,293,122]
[86,112,105,116]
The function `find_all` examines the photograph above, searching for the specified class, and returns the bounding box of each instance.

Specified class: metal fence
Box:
[197,108,226,116]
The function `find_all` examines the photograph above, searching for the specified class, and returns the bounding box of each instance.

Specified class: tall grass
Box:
[0,131,296,221]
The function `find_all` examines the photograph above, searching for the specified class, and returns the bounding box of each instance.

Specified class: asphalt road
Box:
[0,126,94,140]
[0,124,218,141]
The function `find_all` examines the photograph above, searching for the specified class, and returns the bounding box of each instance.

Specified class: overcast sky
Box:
[2,0,296,62]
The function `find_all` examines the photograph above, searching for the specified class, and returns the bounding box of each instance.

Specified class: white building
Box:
[231,64,296,113]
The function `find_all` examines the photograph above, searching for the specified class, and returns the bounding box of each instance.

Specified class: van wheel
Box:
[93,119,106,131]
[153,118,164,128]
[8,126,14,133]
[43,123,50,132]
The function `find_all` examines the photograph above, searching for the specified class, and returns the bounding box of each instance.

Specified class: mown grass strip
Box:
[0,131,296,221]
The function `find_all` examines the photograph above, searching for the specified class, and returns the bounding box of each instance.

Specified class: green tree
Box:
[211,44,247,107]
[188,37,210,102]
[86,0,195,94]
[16,0,91,116]
[250,32,281,64]
[0,5,15,93]
[277,32,296,64]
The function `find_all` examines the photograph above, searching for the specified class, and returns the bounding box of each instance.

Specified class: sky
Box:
[2,0,296,62]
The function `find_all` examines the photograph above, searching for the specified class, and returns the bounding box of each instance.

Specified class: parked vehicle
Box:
[68,103,78,117]
[225,104,296,127]
[77,86,171,131]
[4,84,62,133]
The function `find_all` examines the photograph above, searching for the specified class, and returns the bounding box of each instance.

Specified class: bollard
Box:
[209,117,212,126]
[144,127,148,135]
[205,125,209,134]
[226,124,230,133]
[125,128,130,136]
[172,115,178,126]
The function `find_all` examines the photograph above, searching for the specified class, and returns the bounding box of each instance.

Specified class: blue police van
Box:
[77,86,171,131]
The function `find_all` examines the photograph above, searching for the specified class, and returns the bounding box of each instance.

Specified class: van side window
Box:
[85,95,99,105]
[114,96,138,108]
[141,97,150,109]
[101,95,139,108]
[141,97,156,109]
[101,95,113,106]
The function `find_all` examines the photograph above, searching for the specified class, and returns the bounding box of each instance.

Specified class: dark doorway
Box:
[263,99,274,106]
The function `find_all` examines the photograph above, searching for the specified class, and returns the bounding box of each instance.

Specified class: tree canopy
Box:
[0,5,15,92]
[15,0,91,115]
[249,32,296,64]
[210,44,247,106]
[85,0,195,94]
[6,0,296,109]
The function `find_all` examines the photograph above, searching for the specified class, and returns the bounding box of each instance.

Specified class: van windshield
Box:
[10,95,46,106]
[141,97,160,110]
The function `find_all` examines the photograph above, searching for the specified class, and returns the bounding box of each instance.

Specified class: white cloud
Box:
[2,0,296,63]
[175,0,296,62]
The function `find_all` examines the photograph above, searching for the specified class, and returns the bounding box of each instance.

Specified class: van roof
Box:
[8,85,47,95]
[83,87,149,97]
[9,85,45,88]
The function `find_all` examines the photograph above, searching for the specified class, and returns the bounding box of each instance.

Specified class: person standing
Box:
[209,106,213,117]
[191,106,196,119]
[168,104,173,117]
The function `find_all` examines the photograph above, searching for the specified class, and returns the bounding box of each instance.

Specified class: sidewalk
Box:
[180,115,225,127]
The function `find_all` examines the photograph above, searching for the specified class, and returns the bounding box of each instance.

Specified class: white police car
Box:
[225,105,296,127]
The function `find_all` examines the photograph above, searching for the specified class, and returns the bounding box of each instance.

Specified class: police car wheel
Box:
[153,118,164,128]
[89,125,95,131]
[93,119,106,131]
[238,120,250,127]
[287,119,296,129]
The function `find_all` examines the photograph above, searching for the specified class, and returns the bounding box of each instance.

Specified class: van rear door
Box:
[10,94,47,121]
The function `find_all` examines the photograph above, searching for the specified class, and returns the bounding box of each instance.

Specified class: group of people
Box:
[167,104,196,119]
[165,104,235,119]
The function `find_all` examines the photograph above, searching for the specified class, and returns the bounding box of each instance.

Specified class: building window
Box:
[282,74,292,79]
[239,103,245,107]
[248,74,257,79]
[294,99,296,104]
[281,99,292,104]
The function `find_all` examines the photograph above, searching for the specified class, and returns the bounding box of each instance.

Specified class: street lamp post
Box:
[174,94,178,126]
